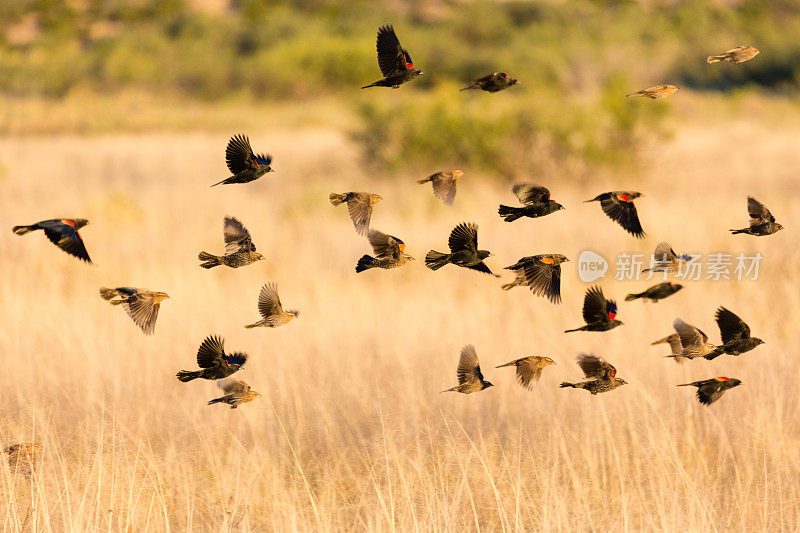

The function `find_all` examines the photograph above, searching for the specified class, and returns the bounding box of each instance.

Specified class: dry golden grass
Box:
[1,111,799,530]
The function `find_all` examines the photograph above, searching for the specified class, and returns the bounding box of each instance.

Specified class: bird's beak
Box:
[269,168,275,172]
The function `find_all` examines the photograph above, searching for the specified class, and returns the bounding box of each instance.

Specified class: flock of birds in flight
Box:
[5,24,781,470]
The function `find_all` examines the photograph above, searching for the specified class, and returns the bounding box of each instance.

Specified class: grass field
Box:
[1,101,799,530]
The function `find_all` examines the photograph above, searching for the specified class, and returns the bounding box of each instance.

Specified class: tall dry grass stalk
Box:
[1,117,799,530]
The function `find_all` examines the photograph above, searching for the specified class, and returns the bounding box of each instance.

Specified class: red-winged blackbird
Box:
[13,218,91,263]
[356,229,414,273]
[642,242,690,274]
[585,192,644,238]
[501,254,568,303]
[417,170,462,206]
[498,184,564,222]
[244,283,299,328]
[207,379,261,408]
[177,335,247,382]
[211,134,273,186]
[665,318,718,360]
[198,216,263,268]
[707,46,759,64]
[425,222,497,276]
[559,354,627,394]
[564,286,622,333]
[441,345,493,394]
[460,72,518,93]
[625,281,683,302]
[100,287,169,335]
[361,24,422,89]
[626,85,679,99]
[495,356,555,391]
[678,377,741,405]
[5,443,41,475]
[709,306,764,357]
[730,196,783,236]
[329,192,382,236]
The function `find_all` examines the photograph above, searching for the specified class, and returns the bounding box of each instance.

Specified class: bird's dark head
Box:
[403,253,415,262]
[553,254,569,265]
[727,378,742,388]
[774,223,784,232]
[551,201,565,211]
[612,319,624,327]
[74,219,90,229]
[153,292,170,303]
[288,309,300,318]
[477,250,492,261]
[672,283,684,292]
[542,357,556,366]
[618,378,628,386]
[752,338,765,346]
[508,77,518,86]
[253,252,264,261]
[483,381,494,389]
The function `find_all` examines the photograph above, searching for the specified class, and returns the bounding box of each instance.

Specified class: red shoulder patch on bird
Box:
[540,256,554,265]
[610,368,617,377]
[62,219,76,227]
[617,194,630,202]
[608,312,616,320]
[404,53,413,69]
[715,376,729,381]
[502,72,508,77]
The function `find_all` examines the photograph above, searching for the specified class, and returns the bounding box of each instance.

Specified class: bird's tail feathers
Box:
[425,250,450,271]
[329,193,347,206]
[460,84,478,91]
[498,205,524,222]
[624,292,643,301]
[176,370,203,382]
[417,177,431,184]
[559,382,577,388]
[244,322,260,329]
[99,287,120,301]
[207,397,223,405]
[440,387,456,393]
[729,228,747,234]
[500,281,518,291]
[12,225,35,235]
[564,327,583,333]
[210,177,230,187]
[707,55,724,63]
[650,336,671,346]
[198,251,220,268]
[355,255,375,273]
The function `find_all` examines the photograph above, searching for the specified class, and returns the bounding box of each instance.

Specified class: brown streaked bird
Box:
[559,353,627,394]
[244,282,299,328]
[665,318,719,361]
[211,134,273,186]
[585,191,644,238]
[625,281,683,302]
[495,356,555,391]
[198,216,263,269]
[564,286,622,333]
[642,242,691,275]
[626,84,679,99]
[730,196,783,236]
[100,287,169,335]
[329,192,382,235]
[707,45,759,64]
[417,170,462,206]
[460,72,518,93]
[5,443,42,474]
[441,345,493,394]
[501,254,568,303]
[12,218,91,263]
[361,24,422,89]
[207,379,261,409]
[711,306,765,357]
[356,229,414,273]
[425,222,497,276]
[177,335,247,382]
[678,377,741,405]
[498,184,564,222]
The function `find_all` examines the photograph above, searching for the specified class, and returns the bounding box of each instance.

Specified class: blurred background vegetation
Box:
[2,0,800,179]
